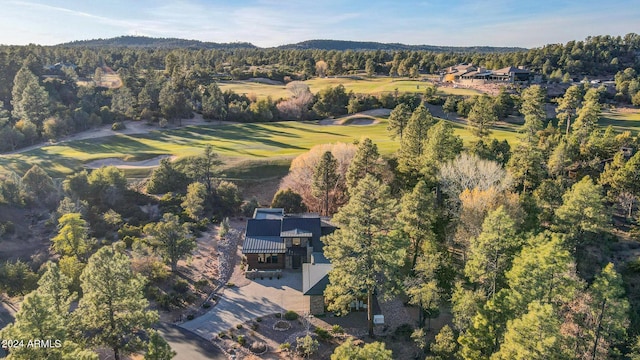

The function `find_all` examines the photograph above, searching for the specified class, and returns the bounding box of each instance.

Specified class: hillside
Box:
[59,35,257,49]
[278,39,527,52]
[58,36,525,52]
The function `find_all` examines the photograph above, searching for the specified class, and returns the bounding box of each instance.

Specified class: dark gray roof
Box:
[242,236,286,254]
[304,274,329,295]
[282,217,322,251]
[311,252,330,264]
[246,219,281,237]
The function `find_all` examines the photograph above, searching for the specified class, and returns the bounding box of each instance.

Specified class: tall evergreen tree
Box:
[75,246,158,360]
[323,175,404,336]
[143,213,195,272]
[586,263,629,360]
[387,103,412,140]
[345,137,384,191]
[556,85,583,136]
[52,213,92,261]
[492,301,563,360]
[519,85,546,144]
[465,206,520,298]
[554,176,608,240]
[467,95,497,139]
[312,151,339,216]
[398,180,437,268]
[397,104,435,183]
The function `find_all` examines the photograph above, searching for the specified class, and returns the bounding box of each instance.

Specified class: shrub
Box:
[256,317,263,322]
[237,335,246,346]
[219,217,230,238]
[331,324,344,334]
[626,258,640,273]
[218,331,227,339]
[279,342,291,351]
[186,314,194,321]
[251,322,259,331]
[275,313,282,318]
[395,323,414,339]
[226,282,235,287]
[236,324,243,329]
[173,279,189,293]
[2,221,15,234]
[111,122,126,130]
[284,310,299,320]
[314,327,332,340]
[202,302,211,309]
[159,119,168,128]
[194,278,209,290]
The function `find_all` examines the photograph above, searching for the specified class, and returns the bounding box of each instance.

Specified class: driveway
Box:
[156,322,226,360]
[181,270,306,339]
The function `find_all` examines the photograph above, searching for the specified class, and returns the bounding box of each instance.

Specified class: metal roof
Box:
[246,219,281,237]
[242,236,286,254]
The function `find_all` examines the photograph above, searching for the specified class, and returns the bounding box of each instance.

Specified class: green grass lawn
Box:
[217,76,481,100]
[600,108,640,133]
[4,108,636,180]
[0,116,515,179]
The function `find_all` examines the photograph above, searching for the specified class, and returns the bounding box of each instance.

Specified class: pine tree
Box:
[345,138,384,191]
[331,338,393,360]
[143,213,195,272]
[52,213,92,260]
[492,301,563,360]
[467,95,497,139]
[75,246,158,360]
[398,180,436,268]
[586,263,629,360]
[387,103,412,140]
[397,104,435,183]
[556,85,583,136]
[465,206,520,298]
[181,182,207,220]
[505,231,580,314]
[420,120,463,182]
[144,330,176,360]
[519,85,546,144]
[147,158,189,194]
[312,151,339,216]
[554,176,608,240]
[271,189,307,213]
[323,175,404,336]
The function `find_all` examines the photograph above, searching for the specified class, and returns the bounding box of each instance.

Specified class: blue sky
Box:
[0,0,638,48]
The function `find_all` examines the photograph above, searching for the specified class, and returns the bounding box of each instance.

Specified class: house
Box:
[242,209,332,270]
[242,208,336,313]
[442,64,532,85]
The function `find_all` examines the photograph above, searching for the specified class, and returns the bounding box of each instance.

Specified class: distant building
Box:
[442,63,533,85]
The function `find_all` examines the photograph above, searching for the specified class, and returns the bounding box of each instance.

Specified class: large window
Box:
[257,254,278,264]
[292,237,301,246]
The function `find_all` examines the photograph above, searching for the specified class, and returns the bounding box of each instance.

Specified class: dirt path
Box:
[6,114,230,155]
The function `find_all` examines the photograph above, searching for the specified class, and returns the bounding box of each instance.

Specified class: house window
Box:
[292,237,301,246]
[257,254,278,264]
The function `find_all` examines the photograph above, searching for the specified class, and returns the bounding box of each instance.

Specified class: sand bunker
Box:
[318,108,390,125]
[319,116,380,126]
[85,155,175,169]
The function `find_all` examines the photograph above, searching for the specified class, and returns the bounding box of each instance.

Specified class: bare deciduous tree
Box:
[279,143,357,214]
